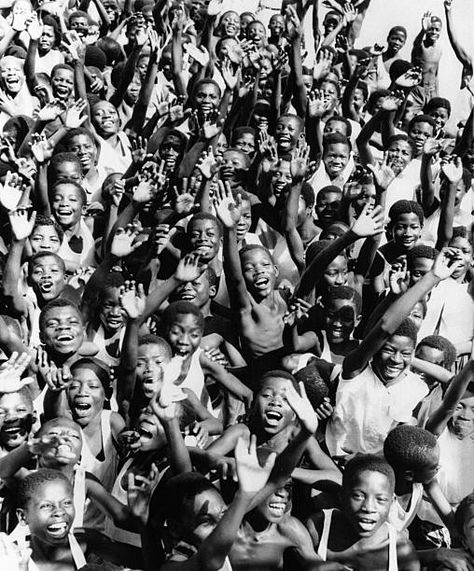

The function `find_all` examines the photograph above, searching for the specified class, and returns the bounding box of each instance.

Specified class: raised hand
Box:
[380,91,404,111]
[441,155,463,183]
[351,203,384,237]
[35,346,72,392]
[258,129,278,173]
[127,464,160,525]
[133,178,157,204]
[432,247,463,280]
[119,281,146,320]
[174,182,197,215]
[285,381,318,434]
[26,11,42,40]
[290,140,310,181]
[175,253,207,283]
[213,180,241,228]
[108,179,125,208]
[313,49,333,81]
[111,224,145,258]
[36,100,67,122]
[218,57,239,91]
[0,352,33,393]
[423,137,442,157]
[0,171,24,211]
[366,156,396,191]
[196,145,218,180]
[444,0,453,10]
[61,31,85,62]
[235,434,276,493]
[154,224,171,255]
[422,11,432,31]
[389,258,409,295]
[9,207,36,240]
[30,134,54,164]
[203,346,229,368]
[307,89,331,118]
[395,67,422,88]
[342,2,357,24]
[131,136,150,164]
[64,99,87,129]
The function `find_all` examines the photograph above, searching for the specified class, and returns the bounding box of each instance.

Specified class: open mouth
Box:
[277,136,291,148]
[264,410,282,426]
[55,443,76,459]
[55,85,69,96]
[357,517,377,532]
[2,425,22,437]
[56,334,74,344]
[40,281,54,293]
[138,424,154,440]
[179,292,196,301]
[384,365,402,377]
[73,402,91,415]
[106,317,123,327]
[268,501,286,516]
[47,522,69,537]
[254,277,269,290]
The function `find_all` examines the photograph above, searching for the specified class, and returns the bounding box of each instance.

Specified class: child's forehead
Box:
[394,212,421,224]
[259,377,289,391]
[278,116,301,129]
[33,479,73,501]
[32,255,62,268]
[32,224,59,237]
[138,343,167,356]
[53,183,83,197]
[0,391,32,408]
[385,334,415,350]
[241,248,272,263]
[44,306,82,322]
[349,469,392,491]
[189,218,219,232]
[170,312,201,327]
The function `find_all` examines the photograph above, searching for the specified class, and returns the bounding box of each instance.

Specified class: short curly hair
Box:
[384,425,438,475]
[388,200,424,226]
[455,493,474,536]
[416,335,457,370]
[343,454,396,494]
[18,468,73,509]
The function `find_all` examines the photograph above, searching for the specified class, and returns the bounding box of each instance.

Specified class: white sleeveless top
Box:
[389,482,424,533]
[58,219,96,269]
[317,508,398,571]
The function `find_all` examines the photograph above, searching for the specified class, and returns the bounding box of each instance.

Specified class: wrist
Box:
[235,489,257,502]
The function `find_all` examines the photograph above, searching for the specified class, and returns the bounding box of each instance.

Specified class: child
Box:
[306,454,419,570]
[314,186,343,230]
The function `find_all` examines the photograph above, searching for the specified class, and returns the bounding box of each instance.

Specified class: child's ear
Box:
[354,313,362,328]
[404,469,414,482]
[16,508,27,525]
[273,264,279,277]
[209,285,217,299]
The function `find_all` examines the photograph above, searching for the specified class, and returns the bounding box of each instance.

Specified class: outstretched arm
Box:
[444,0,473,90]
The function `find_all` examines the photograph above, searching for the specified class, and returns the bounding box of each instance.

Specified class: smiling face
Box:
[270,159,292,199]
[66,134,97,174]
[450,393,474,439]
[428,106,449,134]
[408,121,434,155]
[315,190,341,226]
[51,183,84,230]
[99,286,127,333]
[343,470,393,538]
[40,305,84,356]
[255,483,292,523]
[188,218,221,262]
[275,116,302,153]
[38,419,83,468]
[30,225,61,254]
[220,150,248,182]
[387,140,413,175]
[220,11,240,37]
[0,58,25,95]
[29,256,66,303]
[449,236,472,280]
[160,133,185,171]
[136,406,167,451]
[38,24,56,55]
[92,101,120,138]
[392,213,422,251]
[234,133,256,156]
[167,313,203,358]
[254,377,295,435]
[241,247,278,299]
[247,21,266,47]
[322,255,348,289]
[387,30,406,54]
[325,298,358,345]
[67,367,106,427]
[269,14,284,37]
[0,392,33,450]
[136,343,169,398]
[193,82,220,115]
[426,18,442,43]
[172,271,214,309]
[236,199,252,241]
[20,480,75,545]
[323,143,350,179]
[372,334,415,383]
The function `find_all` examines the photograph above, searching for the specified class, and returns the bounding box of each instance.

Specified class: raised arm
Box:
[444,0,473,90]
[436,157,462,250]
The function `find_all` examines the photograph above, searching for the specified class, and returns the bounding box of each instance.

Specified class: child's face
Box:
[275,117,302,152]
[319,81,339,109]
[428,106,449,133]
[236,199,252,241]
[322,255,348,288]
[323,143,350,179]
[0,59,25,94]
[0,392,33,450]
[324,120,348,138]
[412,445,440,484]
[450,393,474,439]
[353,184,376,216]
[392,213,422,250]
[220,11,240,37]
[67,367,106,426]
[70,15,88,38]
[387,140,413,174]
[125,74,141,104]
[315,191,341,226]
[241,248,278,298]
[450,236,472,280]
[352,88,366,112]
[160,134,185,171]
[54,159,83,185]
[426,18,442,42]
[30,225,61,254]
[409,256,433,285]
[136,406,167,451]
[92,101,120,136]
[387,31,406,54]
[269,14,284,36]
[344,470,393,538]
[180,488,226,545]
[51,183,84,229]
[29,255,66,302]
[255,483,291,523]
[38,24,55,54]
[167,313,203,357]
[67,134,97,174]
[408,121,434,154]
[188,218,221,262]
[173,272,214,309]
[19,480,74,545]
[325,299,358,345]
[247,21,266,46]
[38,420,83,467]
[99,287,127,332]
[408,301,424,332]
[271,160,292,199]
[193,82,220,114]
[234,133,256,156]
[136,343,169,398]
[40,306,84,355]
[372,334,415,383]
[255,377,295,434]
[220,150,247,182]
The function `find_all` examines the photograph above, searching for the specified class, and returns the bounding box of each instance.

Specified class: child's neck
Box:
[31,535,73,566]
[62,220,82,238]
[199,299,212,318]
[394,476,413,497]
[298,220,319,244]
[245,510,274,534]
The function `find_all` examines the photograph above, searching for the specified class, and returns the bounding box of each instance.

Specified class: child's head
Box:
[416,335,456,377]
[17,469,75,544]
[322,285,361,345]
[0,387,34,451]
[274,114,304,153]
[68,10,89,38]
[319,79,340,112]
[161,301,204,358]
[314,186,342,228]
[386,135,415,175]
[97,273,127,333]
[322,133,351,180]
[187,213,222,263]
[62,128,98,175]
[239,245,278,299]
[159,130,187,172]
[231,127,256,157]
[295,183,316,227]
[48,152,83,186]
[219,10,240,37]
[406,245,437,285]
[35,417,83,468]
[448,229,472,281]
[449,381,474,440]
[163,472,225,546]
[407,299,427,332]
[324,115,352,139]
[270,158,292,199]
[39,299,85,357]
[28,252,66,304]
[306,241,348,289]
[440,168,472,212]
[30,215,63,254]
[388,200,424,251]
[407,115,436,155]
[137,335,172,398]
[219,148,250,184]
[191,79,221,115]
[386,26,407,55]
[50,181,87,230]
[384,425,439,484]
[171,267,218,309]
[341,454,395,537]
[67,358,112,427]
[50,64,74,101]
[455,493,474,556]
[252,370,297,435]
[372,318,418,383]
[91,100,120,138]
[425,15,442,43]
[424,97,451,134]
[253,477,292,523]
[294,365,329,410]
[268,13,284,37]
[233,190,252,241]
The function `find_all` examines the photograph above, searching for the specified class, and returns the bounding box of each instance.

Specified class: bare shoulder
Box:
[278,514,313,545]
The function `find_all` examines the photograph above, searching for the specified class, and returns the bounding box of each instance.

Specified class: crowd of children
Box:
[0,0,471,568]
